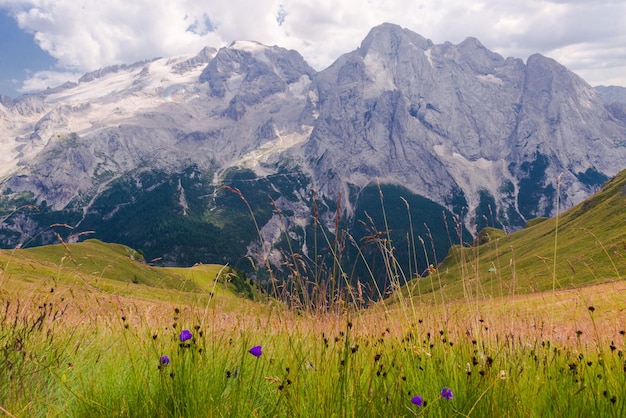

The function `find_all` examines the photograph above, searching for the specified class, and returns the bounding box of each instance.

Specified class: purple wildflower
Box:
[441,387,454,400]
[249,345,262,358]
[179,329,192,342]
[159,355,170,365]
[411,395,423,406]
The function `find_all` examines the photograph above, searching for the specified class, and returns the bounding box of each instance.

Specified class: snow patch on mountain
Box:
[46,53,208,104]
[233,126,313,175]
[178,178,189,216]
[230,40,269,59]
[476,74,504,85]
[433,143,517,229]
[363,51,396,95]
[424,48,434,67]
[0,144,21,178]
[0,108,48,178]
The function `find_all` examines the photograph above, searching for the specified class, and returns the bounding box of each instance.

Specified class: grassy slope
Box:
[0,239,262,308]
[410,169,626,302]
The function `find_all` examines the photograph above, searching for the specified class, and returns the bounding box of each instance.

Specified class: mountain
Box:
[595,85,626,125]
[1,23,625,296]
[596,85,626,105]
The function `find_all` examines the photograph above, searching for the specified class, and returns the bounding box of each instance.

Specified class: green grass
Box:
[422,169,626,302]
[1,275,625,417]
[0,239,265,303]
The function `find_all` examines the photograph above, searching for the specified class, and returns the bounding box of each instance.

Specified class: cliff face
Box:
[304,24,625,230]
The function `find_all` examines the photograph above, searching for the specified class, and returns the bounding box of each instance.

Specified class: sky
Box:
[0,0,625,98]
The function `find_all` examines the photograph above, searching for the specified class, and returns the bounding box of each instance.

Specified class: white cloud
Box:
[1,0,625,91]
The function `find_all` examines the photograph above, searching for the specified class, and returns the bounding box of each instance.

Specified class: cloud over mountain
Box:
[1,0,625,95]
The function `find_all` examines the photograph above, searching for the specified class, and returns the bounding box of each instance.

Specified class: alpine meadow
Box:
[1,23,626,417]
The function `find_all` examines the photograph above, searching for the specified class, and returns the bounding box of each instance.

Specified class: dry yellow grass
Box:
[3,261,624,350]
[354,280,626,351]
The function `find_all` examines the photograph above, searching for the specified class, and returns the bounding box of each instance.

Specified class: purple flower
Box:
[159,355,170,365]
[441,387,454,400]
[411,395,423,406]
[179,329,192,342]
[249,345,262,358]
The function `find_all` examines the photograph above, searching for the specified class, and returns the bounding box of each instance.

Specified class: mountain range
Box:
[1,23,625,293]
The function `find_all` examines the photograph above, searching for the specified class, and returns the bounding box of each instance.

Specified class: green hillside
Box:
[407,169,626,302]
[0,239,263,304]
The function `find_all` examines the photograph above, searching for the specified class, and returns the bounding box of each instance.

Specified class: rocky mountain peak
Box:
[9,94,48,116]
[443,36,508,74]
[200,42,314,91]
[0,94,13,107]
[595,85,626,104]
[172,46,217,74]
[199,42,314,120]
[304,24,626,231]
[358,23,432,58]
[78,58,160,83]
